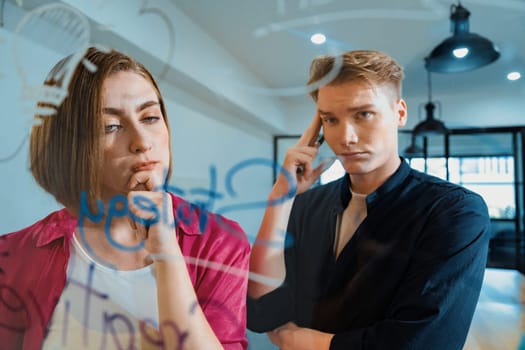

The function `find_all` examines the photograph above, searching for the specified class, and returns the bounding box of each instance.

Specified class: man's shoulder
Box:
[408,167,484,202]
[405,168,490,229]
[296,177,344,204]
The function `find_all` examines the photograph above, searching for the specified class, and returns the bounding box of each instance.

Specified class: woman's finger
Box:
[127,170,164,191]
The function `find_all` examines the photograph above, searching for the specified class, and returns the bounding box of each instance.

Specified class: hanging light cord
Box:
[427,69,433,102]
[0,0,6,28]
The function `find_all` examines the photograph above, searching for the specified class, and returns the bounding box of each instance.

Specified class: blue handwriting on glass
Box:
[78,157,296,261]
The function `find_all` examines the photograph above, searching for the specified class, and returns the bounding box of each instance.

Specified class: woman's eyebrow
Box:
[102,101,160,116]
[102,107,123,116]
[136,100,160,112]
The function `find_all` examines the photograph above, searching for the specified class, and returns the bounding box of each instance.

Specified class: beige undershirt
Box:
[334,190,368,258]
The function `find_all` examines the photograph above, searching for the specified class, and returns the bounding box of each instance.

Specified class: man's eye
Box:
[359,111,374,119]
[104,124,121,133]
[323,117,337,124]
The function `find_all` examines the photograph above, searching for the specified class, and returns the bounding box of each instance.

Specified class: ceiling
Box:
[176,0,525,103]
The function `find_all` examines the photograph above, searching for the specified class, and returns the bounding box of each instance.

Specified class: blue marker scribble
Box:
[75,157,296,267]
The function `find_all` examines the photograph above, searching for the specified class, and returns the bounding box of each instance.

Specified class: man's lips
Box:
[338,152,366,158]
[132,161,159,172]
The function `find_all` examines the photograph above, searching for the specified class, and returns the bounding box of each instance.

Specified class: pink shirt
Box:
[0,194,250,350]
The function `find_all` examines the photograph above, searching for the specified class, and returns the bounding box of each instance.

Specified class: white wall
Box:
[284,96,318,134]
[0,27,64,232]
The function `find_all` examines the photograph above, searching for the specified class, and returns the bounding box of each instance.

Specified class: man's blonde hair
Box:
[307,50,404,101]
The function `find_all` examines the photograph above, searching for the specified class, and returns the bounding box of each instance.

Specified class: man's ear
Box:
[396,99,408,127]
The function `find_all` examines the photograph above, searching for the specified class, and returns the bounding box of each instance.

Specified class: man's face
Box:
[317,80,407,183]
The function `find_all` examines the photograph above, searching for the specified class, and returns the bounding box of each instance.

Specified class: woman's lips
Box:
[132,161,159,172]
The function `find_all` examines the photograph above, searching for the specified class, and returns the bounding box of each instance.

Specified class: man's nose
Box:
[340,123,358,146]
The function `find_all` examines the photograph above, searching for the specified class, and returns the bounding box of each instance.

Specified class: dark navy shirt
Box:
[248,159,491,350]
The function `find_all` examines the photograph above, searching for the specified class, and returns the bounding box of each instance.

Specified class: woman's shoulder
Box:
[0,210,73,288]
[2,209,75,246]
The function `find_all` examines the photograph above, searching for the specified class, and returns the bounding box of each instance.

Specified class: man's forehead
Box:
[317,81,378,99]
[316,81,398,110]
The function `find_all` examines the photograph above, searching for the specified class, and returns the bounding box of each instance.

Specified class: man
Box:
[247,50,490,350]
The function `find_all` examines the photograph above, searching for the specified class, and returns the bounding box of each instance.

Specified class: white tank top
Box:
[42,234,159,350]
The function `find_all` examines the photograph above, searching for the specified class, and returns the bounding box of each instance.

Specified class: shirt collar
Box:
[365,158,411,205]
[170,193,211,236]
[338,157,411,210]
[35,209,77,247]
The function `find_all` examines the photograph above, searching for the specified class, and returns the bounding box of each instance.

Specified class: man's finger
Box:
[294,143,322,176]
[297,111,322,147]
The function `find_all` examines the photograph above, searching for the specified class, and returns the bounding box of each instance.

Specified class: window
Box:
[409,156,515,219]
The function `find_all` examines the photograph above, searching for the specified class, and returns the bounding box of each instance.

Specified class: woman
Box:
[0,47,250,349]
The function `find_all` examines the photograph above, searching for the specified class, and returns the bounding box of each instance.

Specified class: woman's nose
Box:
[129,127,152,154]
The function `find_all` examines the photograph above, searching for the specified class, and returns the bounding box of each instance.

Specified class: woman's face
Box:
[100,70,170,200]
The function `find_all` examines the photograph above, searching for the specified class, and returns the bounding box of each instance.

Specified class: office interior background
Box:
[1,0,524,349]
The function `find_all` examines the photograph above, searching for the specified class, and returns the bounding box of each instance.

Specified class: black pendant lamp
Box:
[403,133,425,158]
[425,1,500,73]
[413,68,448,136]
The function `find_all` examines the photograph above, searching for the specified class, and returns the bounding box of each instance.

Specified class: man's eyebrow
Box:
[102,101,160,116]
[349,104,375,111]
[318,104,375,115]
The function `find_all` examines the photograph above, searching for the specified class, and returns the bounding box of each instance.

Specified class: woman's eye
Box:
[104,124,121,133]
[143,116,161,124]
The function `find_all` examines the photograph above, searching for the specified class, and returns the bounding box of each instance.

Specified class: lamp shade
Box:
[403,143,424,157]
[426,33,500,73]
[413,102,448,136]
[425,3,500,73]
[403,134,424,157]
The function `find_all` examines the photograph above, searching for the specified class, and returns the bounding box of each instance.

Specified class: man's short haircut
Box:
[30,47,172,212]
[307,50,404,101]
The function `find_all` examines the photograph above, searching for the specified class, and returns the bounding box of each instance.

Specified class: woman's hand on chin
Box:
[126,170,178,256]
